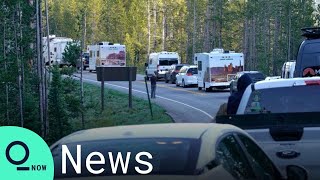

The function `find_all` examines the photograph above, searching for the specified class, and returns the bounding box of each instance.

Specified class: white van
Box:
[195,49,244,91]
[145,52,180,79]
[281,61,296,79]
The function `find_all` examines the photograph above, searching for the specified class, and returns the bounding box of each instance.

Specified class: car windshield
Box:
[244,85,320,114]
[53,138,200,178]
[159,59,179,66]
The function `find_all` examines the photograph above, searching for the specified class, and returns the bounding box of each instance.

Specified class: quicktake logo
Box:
[0,126,54,180]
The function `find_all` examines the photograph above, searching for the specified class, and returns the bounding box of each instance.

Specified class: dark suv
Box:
[295,27,320,77]
[230,71,265,94]
[165,64,189,84]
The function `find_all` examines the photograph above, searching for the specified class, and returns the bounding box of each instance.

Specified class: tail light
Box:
[305,80,320,86]
[187,73,193,76]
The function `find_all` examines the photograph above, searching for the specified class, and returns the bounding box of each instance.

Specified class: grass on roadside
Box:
[71,83,172,131]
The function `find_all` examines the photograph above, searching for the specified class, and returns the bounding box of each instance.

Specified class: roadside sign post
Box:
[128,67,133,109]
[97,67,137,111]
[144,69,153,119]
[101,68,105,111]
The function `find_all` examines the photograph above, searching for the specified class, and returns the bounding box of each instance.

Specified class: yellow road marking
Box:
[137,81,206,96]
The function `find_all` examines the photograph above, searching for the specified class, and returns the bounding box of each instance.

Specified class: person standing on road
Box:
[150,71,157,98]
[227,73,253,114]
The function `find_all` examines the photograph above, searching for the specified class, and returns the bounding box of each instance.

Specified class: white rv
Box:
[87,42,126,72]
[43,35,73,66]
[146,52,180,79]
[195,49,244,91]
[281,60,296,79]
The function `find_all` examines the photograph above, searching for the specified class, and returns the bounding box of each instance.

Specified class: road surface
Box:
[76,71,230,123]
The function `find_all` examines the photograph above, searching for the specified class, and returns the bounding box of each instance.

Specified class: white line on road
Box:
[80,77,214,119]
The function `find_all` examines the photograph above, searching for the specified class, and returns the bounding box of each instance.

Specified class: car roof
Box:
[52,123,243,145]
[254,77,320,90]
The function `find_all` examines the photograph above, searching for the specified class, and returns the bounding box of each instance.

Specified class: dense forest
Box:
[50,0,317,75]
[0,0,319,143]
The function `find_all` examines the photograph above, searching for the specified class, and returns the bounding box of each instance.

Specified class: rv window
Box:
[198,61,202,71]
[54,47,57,52]
[159,59,178,66]
[97,51,100,57]
[90,51,92,58]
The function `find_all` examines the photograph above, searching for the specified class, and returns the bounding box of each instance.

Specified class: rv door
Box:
[197,60,204,87]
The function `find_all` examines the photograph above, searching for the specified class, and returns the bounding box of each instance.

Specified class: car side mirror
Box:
[286,165,308,180]
[145,63,148,67]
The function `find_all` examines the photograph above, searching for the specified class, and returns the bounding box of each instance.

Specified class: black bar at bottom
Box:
[17,167,30,171]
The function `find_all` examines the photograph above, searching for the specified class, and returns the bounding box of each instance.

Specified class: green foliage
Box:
[47,66,72,144]
[62,42,81,67]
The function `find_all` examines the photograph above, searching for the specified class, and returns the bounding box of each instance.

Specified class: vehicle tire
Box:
[83,66,87,70]
[182,80,187,88]
[198,87,202,90]
[205,87,211,92]
[89,70,92,72]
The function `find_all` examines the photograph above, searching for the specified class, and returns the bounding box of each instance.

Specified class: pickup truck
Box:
[216,77,320,180]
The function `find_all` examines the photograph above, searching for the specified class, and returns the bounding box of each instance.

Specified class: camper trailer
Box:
[145,52,180,79]
[43,35,73,66]
[195,49,244,92]
[87,42,126,72]
[281,61,296,79]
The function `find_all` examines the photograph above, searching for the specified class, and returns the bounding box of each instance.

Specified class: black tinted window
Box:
[247,73,265,81]
[53,138,200,178]
[238,134,281,180]
[216,135,255,179]
[159,59,178,66]
[187,68,198,74]
[245,85,320,114]
[176,65,184,71]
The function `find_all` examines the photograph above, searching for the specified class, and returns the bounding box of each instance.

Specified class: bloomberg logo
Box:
[61,145,153,175]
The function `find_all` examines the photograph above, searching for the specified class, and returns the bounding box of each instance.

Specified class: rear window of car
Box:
[244,85,320,114]
[187,68,198,74]
[247,73,265,81]
[53,138,200,178]
[175,65,184,71]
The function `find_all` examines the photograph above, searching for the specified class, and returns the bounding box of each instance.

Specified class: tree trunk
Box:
[147,0,151,58]
[3,14,9,125]
[162,2,166,51]
[153,0,157,51]
[36,0,45,137]
[14,4,24,127]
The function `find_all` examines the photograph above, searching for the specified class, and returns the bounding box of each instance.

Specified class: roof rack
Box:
[301,27,320,39]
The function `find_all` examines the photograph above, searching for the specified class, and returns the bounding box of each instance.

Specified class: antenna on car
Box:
[301,27,320,39]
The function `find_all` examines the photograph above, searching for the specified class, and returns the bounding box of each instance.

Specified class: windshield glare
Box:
[245,85,320,114]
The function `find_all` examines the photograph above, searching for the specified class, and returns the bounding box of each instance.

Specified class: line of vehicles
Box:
[49,28,320,179]
[42,36,127,70]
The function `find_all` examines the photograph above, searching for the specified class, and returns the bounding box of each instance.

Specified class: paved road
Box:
[76,71,230,123]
